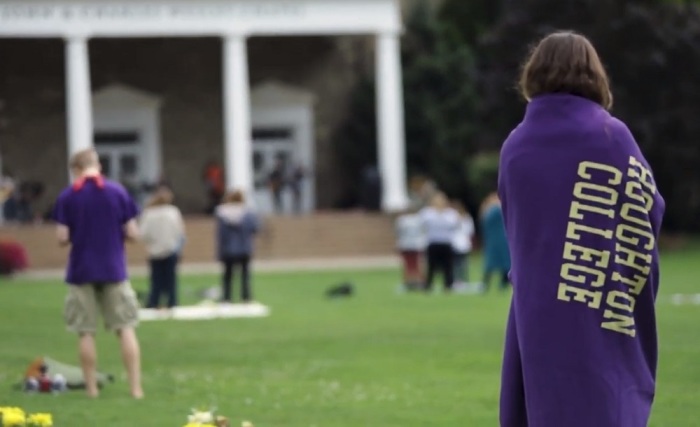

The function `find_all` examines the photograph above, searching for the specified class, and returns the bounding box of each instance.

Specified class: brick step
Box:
[0,213,397,270]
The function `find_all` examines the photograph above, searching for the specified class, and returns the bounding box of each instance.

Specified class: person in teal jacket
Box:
[480,193,510,291]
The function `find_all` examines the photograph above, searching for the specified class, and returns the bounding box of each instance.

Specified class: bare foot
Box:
[131,389,144,399]
[86,389,99,398]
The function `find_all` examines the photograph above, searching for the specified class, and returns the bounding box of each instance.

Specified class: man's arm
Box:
[123,218,140,242]
[56,224,70,247]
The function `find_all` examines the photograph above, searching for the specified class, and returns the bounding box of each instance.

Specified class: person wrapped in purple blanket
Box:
[498,31,665,427]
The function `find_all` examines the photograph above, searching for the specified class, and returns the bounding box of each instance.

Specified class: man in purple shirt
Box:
[498,32,665,426]
[54,148,144,399]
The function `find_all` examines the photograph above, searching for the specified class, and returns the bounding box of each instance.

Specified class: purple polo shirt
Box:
[54,176,139,285]
[498,94,665,427]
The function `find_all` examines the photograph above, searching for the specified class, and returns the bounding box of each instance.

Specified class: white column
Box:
[222,34,253,194]
[65,36,93,162]
[376,31,410,212]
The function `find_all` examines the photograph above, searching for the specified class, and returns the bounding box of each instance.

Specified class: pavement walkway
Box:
[19,255,400,280]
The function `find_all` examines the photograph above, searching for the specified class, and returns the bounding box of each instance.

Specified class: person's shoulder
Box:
[155,205,180,215]
[103,178,128,193]
[54,187,74,211]
[605,115,635,142]
[160,204,181,215]
[98,179,131,200]
[603,115,648,159]
[500,122,527,154]
[505,121,526,139]
[56,186,74,200]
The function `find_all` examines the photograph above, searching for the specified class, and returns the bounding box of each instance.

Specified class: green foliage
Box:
[402,3,480,199]
[470,0,700,231]
[438,0,502,44]
[466,151,501,203]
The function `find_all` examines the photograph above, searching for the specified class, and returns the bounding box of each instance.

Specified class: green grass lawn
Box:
[1,249,699,426]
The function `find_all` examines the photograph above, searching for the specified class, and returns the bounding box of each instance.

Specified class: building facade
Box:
[0,0,416,215]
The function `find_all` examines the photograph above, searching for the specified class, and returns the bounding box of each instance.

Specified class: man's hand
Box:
[56,224,71,246]
[123,219,140,242]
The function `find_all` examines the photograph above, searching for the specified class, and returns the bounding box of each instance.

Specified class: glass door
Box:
[252,139,294,214]
[94,130,145,205]
[95,146,140,183]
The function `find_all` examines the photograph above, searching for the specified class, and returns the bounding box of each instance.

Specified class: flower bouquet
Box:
[183,408,253,427]
[0,407,52,427]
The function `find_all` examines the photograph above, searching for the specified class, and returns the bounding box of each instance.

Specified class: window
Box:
[94,131,140,145]
[98,155,111,177]
[120,155,138,176]
[252,127,293,140]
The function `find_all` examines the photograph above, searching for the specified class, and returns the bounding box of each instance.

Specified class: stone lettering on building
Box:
[0,2,306,22]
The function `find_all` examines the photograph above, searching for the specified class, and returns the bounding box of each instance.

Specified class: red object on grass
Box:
[38,375,53,392]
[0,239,29,274]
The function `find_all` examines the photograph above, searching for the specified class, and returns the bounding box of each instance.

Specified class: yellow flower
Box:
[1,408,26,427]
[28,413,53,427]
[0,408,24,417]
[188,411,214,423]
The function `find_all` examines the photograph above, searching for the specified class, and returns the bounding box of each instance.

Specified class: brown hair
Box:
[69,148,99,172]
[451,200,470,217]
[480,192,501,217]
[431,192,449,210]
[222,189,245,204]
[147,187,174,207]
[519,31,613,110]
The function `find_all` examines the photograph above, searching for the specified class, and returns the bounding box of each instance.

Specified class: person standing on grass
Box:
[419,192,460,292]
[139,186,185,310]
[53,148,144,399]
[498,31,665,427]
[480,193,511,292]
[395,207,426,290]
[451,201,475,287]
[216,189,259,303]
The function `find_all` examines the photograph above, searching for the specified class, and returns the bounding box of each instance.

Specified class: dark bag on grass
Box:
[326,282,354,298]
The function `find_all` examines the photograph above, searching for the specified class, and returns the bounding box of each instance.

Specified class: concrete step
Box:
[0,213,397,270]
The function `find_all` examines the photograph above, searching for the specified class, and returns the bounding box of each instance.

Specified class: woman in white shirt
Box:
[419,192,460,292]
[395,208,426,289]
[451,201,475,286]
[139,187,185,309]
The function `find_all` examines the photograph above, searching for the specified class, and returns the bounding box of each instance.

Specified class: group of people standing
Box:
[0,173,44,224]
[203,158,307,216]
[395,190,511,293]
[139,186,260,309]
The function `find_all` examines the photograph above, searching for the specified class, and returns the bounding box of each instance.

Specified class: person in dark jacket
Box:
[215,189,259,303]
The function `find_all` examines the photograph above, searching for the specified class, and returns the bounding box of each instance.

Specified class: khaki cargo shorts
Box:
[64,281,140,334]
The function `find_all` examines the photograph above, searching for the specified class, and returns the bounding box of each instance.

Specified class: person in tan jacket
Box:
[139,187,185,309]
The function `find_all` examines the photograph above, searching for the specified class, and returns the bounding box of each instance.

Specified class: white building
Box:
[0,0,412,214]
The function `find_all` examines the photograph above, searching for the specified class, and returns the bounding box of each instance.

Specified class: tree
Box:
[438,0,502,45]
[333,1,481,207]
[461,0,700,231]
